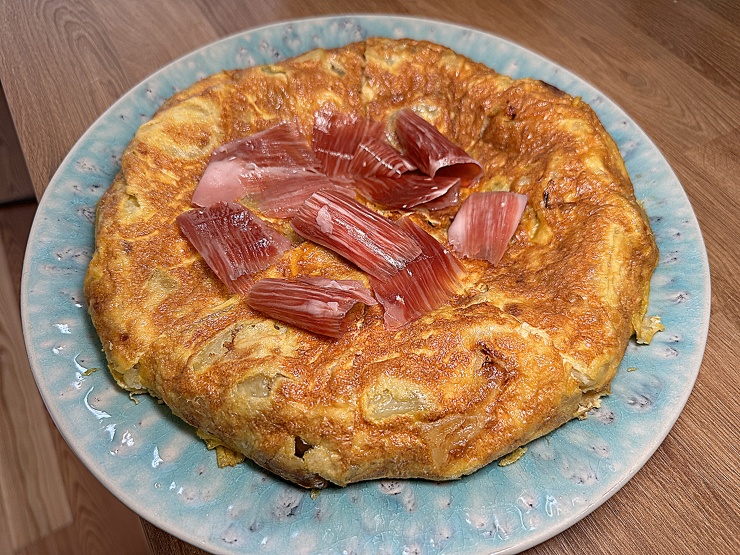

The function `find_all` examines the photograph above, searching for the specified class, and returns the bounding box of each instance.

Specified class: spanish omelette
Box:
[84,38,660,488]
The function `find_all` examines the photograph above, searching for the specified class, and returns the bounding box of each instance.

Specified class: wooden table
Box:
[1,1,737,554]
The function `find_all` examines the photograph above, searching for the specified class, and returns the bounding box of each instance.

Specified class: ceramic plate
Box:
[21,15,709,555]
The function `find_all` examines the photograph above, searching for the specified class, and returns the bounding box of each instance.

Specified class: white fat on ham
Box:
[316,205,334,234]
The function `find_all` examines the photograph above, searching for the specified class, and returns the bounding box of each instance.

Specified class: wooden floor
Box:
[0,83,151,554]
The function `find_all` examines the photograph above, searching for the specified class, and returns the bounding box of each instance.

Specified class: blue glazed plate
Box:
[21,15,709,555]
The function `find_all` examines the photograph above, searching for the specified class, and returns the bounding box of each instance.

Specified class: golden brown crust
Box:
[84,38,658,487]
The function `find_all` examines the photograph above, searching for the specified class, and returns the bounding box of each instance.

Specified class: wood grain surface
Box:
[0,202,74,550]
[0,1,737,554]
[0,85,34,203]
[0,200,152,555]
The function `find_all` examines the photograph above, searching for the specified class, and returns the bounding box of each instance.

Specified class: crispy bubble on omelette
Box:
[85,38,660,488]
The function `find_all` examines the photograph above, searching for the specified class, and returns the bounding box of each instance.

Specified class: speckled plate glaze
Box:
[21,15,709,555]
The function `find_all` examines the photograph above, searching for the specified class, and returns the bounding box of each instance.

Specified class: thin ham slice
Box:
[247,278,374,338]
[192,123,322,207]
[248,173,347,218]
[190,155,249,207]
[177,202,291,294]
[347,136,416,178]
[447,191,528,265]
[353,173,460,210]
[371,217,464,330]
[297,277,377,305]
[312,110,385,177]
[291,189,422,281]
[395,108,483,185]
[420,179,462,211]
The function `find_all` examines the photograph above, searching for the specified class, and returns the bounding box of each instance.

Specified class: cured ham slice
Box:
[420,179,462,211]
[394,108,483,185]
[190,155,249,208]
[297,277,377,305]
[209,122,320,168]
[248,174,346,218]
[291,189,422,281]
[177,202,291,294]
[192,123,322,207]
[312,110,385,177]
[248,278,374,337]
[447,191,528,265]
[347,136,416,178]
[354,173,460,210]
[192,111,483,218]
[371,217,464,330]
